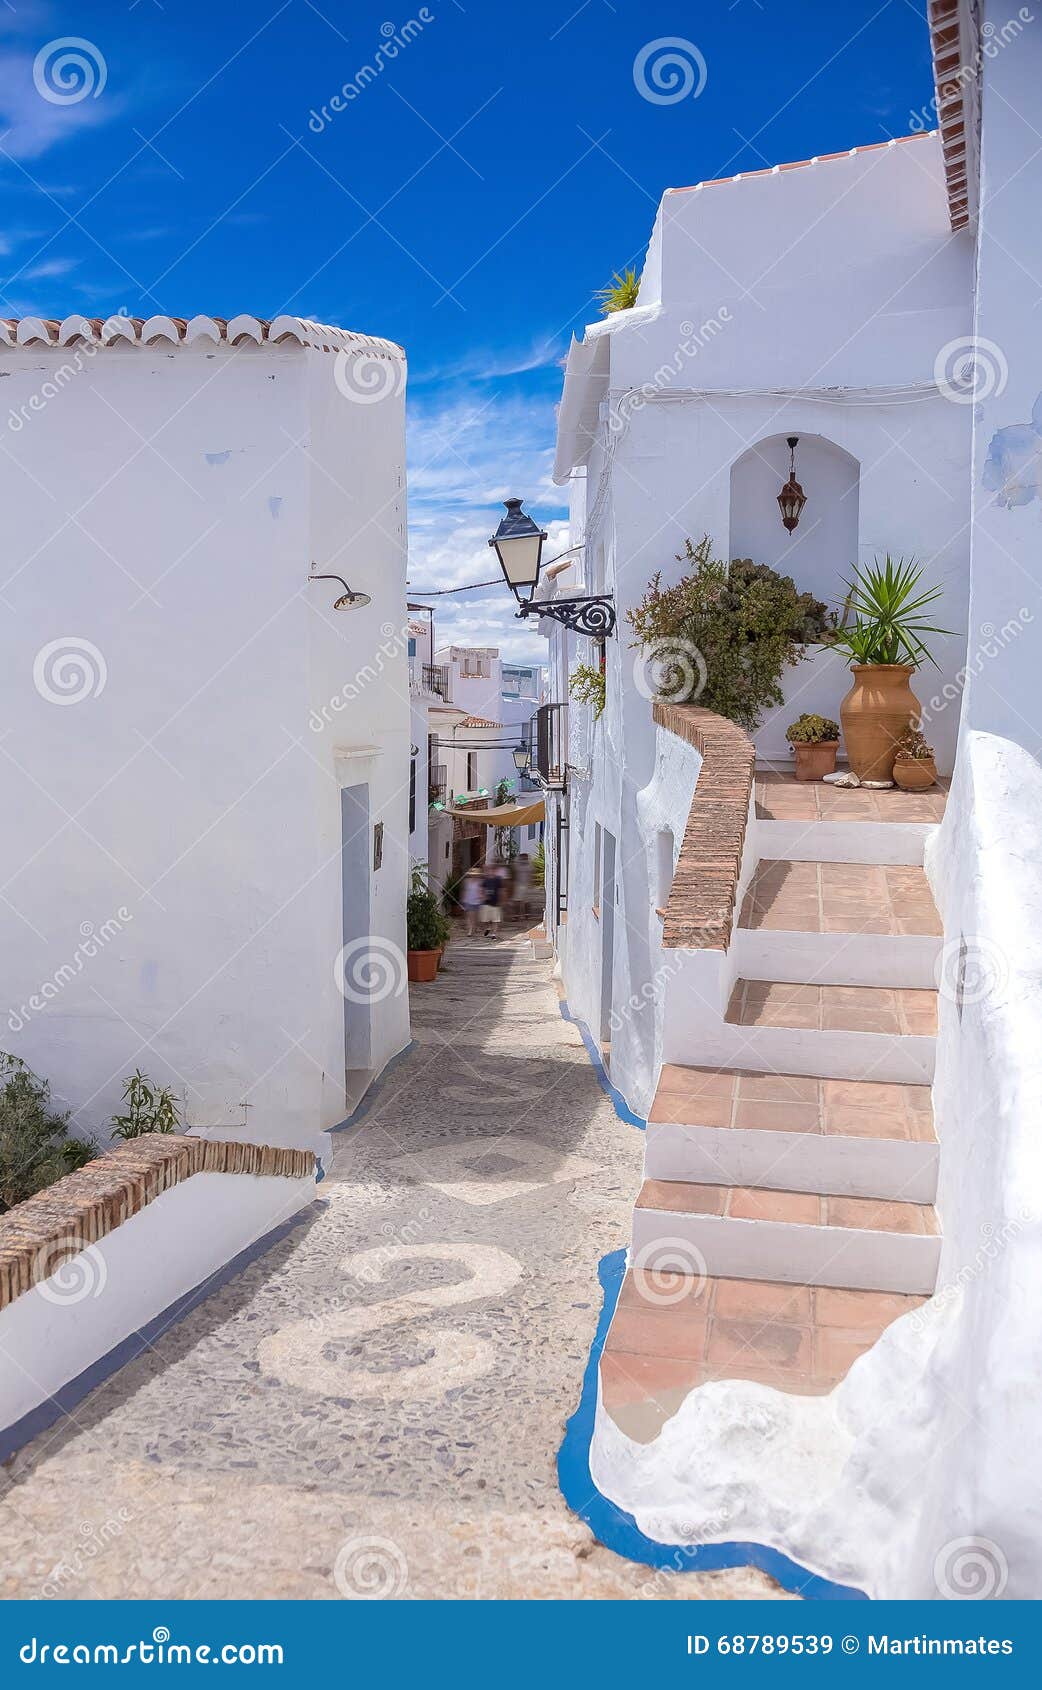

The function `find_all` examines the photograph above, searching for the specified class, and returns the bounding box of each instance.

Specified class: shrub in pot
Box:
[892,725,938,792]
[407,863,451,983]
[830,556,950,781]
[785,713,840,781]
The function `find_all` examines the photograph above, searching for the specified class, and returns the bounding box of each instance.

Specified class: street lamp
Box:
[489,497,616,637]
[777,437,808,533]
[308,570,371,610]
[512,744,531,775]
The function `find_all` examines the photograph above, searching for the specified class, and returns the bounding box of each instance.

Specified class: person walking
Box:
[513,852,532,920]
[460,866,483,938]
[480,863,504,939]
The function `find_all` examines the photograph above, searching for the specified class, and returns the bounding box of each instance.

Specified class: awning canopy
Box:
[444,798,545,828]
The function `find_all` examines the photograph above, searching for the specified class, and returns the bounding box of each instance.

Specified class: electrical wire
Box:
[408,544,585,597]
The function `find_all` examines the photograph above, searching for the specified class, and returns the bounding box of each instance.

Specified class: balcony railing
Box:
[534,702,567,788]
[423,663,449,699]
[429,763,447,804]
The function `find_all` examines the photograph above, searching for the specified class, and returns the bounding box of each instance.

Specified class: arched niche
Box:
[728,433,859,615]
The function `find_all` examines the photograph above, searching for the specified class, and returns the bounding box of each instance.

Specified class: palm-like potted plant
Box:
[892,725,938,792]
[785,713,840,781]
[830,556,950,781]
[407,863,451,983]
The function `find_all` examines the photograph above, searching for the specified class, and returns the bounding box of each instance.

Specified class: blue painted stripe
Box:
[557,1248,868,1601]
[328,1038,417,1139]
[0,1200,319,1466]
[557,997,646,1130]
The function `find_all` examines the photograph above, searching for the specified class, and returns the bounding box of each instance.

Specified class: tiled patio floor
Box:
[726,979,938,1036]
[755,769,948,823]
[601,1268,925,1439]
[649,1066,935,1140]
[739,860,942,935]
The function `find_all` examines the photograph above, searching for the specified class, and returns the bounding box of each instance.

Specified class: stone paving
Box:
[0,927,785,1601]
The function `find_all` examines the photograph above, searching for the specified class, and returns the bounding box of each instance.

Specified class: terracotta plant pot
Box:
[839,664,921,782]
[407,949,440,983]
[893,756,937,792]
[792,740,839,782]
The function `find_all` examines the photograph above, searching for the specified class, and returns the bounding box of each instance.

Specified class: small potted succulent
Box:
[785,713,841,782]
[892,725,937,792]
[406,863,451,983]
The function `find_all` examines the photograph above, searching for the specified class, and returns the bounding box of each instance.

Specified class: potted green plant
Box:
[785,713,840,782]
[407,863,450,983]
[829,556,950,781]
[892,724,938,792]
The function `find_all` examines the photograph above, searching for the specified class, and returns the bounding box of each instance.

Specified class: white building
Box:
[0,313,412,1155]
[545,126,971,1113]
[540,0,1042,1598]
[431,644,545,874]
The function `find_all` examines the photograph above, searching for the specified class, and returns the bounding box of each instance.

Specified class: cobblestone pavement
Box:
[0,930,785,1600]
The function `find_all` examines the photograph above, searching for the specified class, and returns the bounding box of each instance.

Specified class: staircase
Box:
[607,773,946,1429]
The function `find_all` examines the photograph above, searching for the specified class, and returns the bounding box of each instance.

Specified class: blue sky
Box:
[0,0,936,659]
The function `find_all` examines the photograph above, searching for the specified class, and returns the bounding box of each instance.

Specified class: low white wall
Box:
[592,728,1042,1599]
[0,1168,316,1443]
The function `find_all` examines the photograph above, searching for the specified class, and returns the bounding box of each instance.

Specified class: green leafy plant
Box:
[531,841,545,889]
[829,555,951,668]
[569,661,606,719]
[785,713,840,745]
[0,1053,97,1212]
[407,862,451,952]
[111,1069,182,1140]
[896,725,935,761]
[597,266,640,314]
[627,536,831,732]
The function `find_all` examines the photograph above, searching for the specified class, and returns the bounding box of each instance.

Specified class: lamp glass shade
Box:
[489,497,547,597]
[512,745,531,773]
[777,478,807,533]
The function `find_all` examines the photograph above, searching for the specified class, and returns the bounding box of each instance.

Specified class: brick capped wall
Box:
[0,1135,315,1311]
[654,703,755,950]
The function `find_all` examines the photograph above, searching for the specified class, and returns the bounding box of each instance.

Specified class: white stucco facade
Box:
[546,130,973,1120]
[1,317,412,1154]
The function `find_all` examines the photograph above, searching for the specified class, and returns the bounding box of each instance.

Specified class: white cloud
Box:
[22,255,77,278]
[0,46,118,160]
[407,381,570,663]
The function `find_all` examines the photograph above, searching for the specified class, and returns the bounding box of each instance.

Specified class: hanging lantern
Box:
[777,435,807,533]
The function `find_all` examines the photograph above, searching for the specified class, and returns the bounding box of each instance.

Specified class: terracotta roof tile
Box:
[0,314,403,361]
[668,133,933,195]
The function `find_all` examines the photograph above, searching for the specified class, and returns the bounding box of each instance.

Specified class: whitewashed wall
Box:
[1,339,410,1151]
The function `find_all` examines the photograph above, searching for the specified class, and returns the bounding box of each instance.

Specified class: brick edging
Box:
[0,1136,315,1312]
[653,703,755,949]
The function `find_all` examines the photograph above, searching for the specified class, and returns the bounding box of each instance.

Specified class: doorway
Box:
[341,783,372,1096]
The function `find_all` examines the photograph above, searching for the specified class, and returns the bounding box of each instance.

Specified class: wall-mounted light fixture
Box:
[489,498,616,637]
[308,570,371,610]
[777,437,807,533]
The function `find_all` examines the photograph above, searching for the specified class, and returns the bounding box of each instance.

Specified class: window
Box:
[593,822,602,910]
[407,637,416,658]
[409,758,416,835]
[467,752,478,789]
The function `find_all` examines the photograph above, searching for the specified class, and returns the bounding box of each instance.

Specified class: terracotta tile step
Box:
[632,1177,941,1294]
[755,769,948,825]
[725,979,938,1036]
[651,1065,935,1140]
[599,1268,927,1438]
[739,859,942,936]
[636,1179,939,1233]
